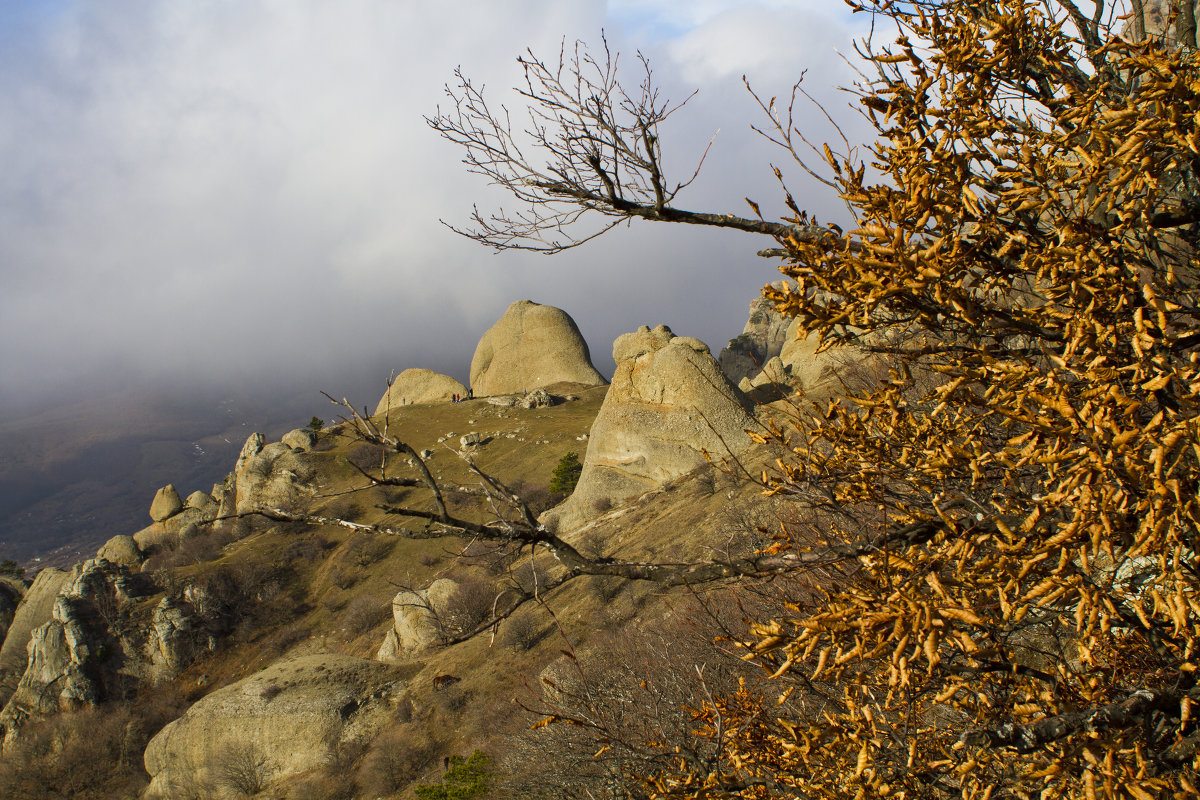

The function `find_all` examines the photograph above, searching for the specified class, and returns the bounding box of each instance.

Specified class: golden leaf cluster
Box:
[644,2,1200,798]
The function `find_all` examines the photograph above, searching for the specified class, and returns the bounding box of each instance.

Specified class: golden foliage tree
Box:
[431,1,1200,797]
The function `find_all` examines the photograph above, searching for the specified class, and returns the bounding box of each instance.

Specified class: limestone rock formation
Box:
[0,567,70,706]
[280,428,317,452]
[517,388,558,409]
[97,534,144,567]
[143,654,407,797]
[233,432,317,515]
[149,484,184,522]
[0,559,156,744]
[470,300,606,396]
[717,282,794,385]
[376,578,458,662]
[134,484,223,552]
[185,490,218,512]
[0,577,25,662]
[375,368,469,414]
[542,325,756,532]
[144,593,220,684]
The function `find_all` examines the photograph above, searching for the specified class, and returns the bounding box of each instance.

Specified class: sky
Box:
[0,0,877,414]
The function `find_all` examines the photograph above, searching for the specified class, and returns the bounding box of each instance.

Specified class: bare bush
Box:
[330,567,359,590]
[216,742,273,797]
[280,535,332,564]
[501,611,763,798]
[499,611,541,652]
[346,442,389,473]
[441,577,495,637]
[357,725,442,798]
[341,595,390,636]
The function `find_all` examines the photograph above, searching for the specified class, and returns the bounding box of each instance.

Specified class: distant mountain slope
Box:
[0,386,321,566]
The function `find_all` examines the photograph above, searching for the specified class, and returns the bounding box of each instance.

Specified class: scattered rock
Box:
[487,396,518,407]
[149,485,184,522]
[470,300,606,396]
[375,368,468,415]
[459,433,482,449]
[542,325,756,533]
[517,388,558,409]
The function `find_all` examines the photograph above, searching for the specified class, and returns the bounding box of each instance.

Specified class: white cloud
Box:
[0,0,875,406]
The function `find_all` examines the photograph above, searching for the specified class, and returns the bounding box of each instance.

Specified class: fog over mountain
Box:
[0,1,874,561]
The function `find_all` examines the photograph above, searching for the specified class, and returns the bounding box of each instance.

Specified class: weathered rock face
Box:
[718,282,794,385]
[0,559,157,745]
[233,433,317,515]
[143,654,407,798]
[0,578,26,663]
[0,568,70,706]
[542,325,756,532]
[470,300,606,396]
[376,579,458,662]
[150,484,184,522]
[375,368,468,414]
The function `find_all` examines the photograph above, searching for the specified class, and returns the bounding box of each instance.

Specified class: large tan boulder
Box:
[97,534,143,567]
[143,654,407,798]
[375,368,468,415]
[149,484,183,522]
[542,325,756,532]
[470,300,606,396]
[376,578,458,662]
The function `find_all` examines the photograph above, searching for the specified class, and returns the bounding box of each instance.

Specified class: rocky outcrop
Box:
[517,388,558,409]
[376,579,458,662]
[150,484,184,522]
[280,428,318,452]
[185,490,218,512]
[718,282,794,385]
[0,568,70,706]
[0,559,156,745]
[375,368,469,414]
[233,433,318,515]
[470,300,606,396]
[542,325,756,532]
[144,592,221,684]
[135,491,223,552]
[0,577,26,662]
[143,654,407,798]
[97,534,143,567]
